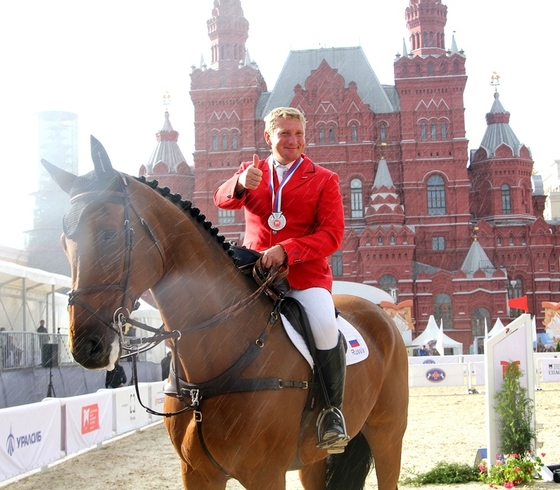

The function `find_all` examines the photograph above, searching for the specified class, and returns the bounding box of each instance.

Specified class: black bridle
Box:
[65,172,289,418]
[66,172,168,350]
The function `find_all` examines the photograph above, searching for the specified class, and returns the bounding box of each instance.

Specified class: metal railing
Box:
[0,331,152,371]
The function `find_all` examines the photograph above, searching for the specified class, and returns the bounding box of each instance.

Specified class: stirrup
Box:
[316,407,349,453]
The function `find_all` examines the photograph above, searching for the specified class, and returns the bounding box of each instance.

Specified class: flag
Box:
[508,295,529,313]
[435,319,445,356]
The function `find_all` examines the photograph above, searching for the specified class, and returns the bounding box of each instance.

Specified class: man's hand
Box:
[236,154,263,192]
[260,244,287,269]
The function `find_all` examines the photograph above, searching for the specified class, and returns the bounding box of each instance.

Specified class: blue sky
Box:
[0,0,558,249]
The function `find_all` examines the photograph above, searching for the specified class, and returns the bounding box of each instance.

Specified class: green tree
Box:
[495,361,536,455]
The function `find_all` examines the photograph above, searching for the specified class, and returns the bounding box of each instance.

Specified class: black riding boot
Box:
[315,334,349,453]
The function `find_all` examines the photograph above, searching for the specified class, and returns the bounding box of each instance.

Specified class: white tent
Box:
[413,315,463,355]
[332,281,394,304]
[487,318,505,339]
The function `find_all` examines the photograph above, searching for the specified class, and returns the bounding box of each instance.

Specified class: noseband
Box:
[66,172,166,350]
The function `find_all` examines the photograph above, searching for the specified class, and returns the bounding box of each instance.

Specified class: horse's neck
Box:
[150,219,271,381]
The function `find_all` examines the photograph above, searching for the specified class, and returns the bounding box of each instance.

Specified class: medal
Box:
[268,212,286,231]
[267,157,303,232]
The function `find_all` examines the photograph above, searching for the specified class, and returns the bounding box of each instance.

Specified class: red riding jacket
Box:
[214,154,345,292]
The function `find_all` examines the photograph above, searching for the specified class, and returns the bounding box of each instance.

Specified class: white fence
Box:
[409,353,560,389]
[2,354,559,484]
[0,381,166,483]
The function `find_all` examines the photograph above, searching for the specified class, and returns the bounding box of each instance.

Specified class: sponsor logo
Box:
[82,404,100,435]
[5,425,42,457]
[426,368,446,383]
[349,339,360,348]
[423,359,435,364]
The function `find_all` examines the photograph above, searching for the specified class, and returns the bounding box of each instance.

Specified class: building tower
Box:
[26,111,78,275]
[394,0,471,271]
[190,0,267,215]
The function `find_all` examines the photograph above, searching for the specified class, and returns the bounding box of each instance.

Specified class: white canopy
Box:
[332,281,394,304]
[413,315,463,355]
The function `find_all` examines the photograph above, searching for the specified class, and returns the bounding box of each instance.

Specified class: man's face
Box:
[264,117,305,165]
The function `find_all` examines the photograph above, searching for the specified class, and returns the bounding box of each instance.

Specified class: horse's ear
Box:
[90,135,114,178]
[41,159,77,196]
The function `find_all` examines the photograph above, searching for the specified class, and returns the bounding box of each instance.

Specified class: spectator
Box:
[161,351,172,380]
[105,362,127,388]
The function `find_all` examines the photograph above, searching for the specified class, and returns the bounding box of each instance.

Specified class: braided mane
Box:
[134,175,233,256]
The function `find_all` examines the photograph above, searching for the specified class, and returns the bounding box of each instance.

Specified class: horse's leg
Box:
[362,388,408,490]
[299,460,326,490]
[181,459,228,490]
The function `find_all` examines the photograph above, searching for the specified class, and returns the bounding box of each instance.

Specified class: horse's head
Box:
[43,136,164,370]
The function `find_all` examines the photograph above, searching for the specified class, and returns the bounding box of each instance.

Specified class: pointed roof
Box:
[373,157,394,189]
[259,47,395,118]
[450,33,459,54]
[479,92,523,157]
[146,112,190,174]
[460,239,496,277]
[365,158,405,225]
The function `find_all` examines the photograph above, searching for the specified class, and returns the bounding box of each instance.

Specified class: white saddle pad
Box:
[281,313,369,369]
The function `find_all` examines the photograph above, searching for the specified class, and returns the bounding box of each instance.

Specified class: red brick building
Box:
[141,0,559,353]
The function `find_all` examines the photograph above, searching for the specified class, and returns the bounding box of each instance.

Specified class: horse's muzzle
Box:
[70,328,120,370]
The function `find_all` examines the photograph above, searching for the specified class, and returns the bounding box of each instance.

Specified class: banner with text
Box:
[64,391,113,456]
[0,399,61,481]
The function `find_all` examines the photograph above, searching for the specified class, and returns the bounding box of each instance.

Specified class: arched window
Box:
[507,277,524,318]
[232,132,238,150]
[329,126,335,143]
[319,127,325,143]
[331,251,343,277]
[379,274,398,302]
[428,62,434,76]
[350,179,363,218]
[351,125,358,142]
[434,293,452,330]
[471,307,491,354]
[431,122,437,139]
[380,125,387,142]
[222,133,228,150]
[420,123,427,140]
[441,122,447,139]
[501,184,511,214]
[212,133,218,151]
[427,175,446,215]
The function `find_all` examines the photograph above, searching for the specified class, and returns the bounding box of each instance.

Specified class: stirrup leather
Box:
[316,406,349,452]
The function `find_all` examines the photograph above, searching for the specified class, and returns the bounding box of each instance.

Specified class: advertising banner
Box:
[0,399,61,481]
[112,385,150,435]
[540,358,560,382]
[147,381,166,421]
[409,363,465,387]
[64,391,113,456]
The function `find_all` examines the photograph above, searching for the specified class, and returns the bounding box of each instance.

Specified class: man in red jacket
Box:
[214,107,348,453]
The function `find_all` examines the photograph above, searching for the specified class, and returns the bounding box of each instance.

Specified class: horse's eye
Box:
[103,231,118,242]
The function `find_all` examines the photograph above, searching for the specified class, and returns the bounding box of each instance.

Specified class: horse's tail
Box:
[325,431,373,490]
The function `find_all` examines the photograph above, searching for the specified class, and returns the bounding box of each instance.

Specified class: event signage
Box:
[540,359,560,382]
[0,398,61,480]
[113,385,150,435]
[485,314,535,467]
[64,391,113,456]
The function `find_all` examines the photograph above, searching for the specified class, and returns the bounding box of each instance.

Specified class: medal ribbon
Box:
[268,157,303,214]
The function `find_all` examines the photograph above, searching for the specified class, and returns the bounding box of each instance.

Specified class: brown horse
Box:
[43,137,408,490]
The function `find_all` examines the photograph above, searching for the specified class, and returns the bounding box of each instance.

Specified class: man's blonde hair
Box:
[264,107,307,133]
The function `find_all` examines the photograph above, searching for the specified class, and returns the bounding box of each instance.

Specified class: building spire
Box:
[405,0,448,56]
[207,0,249,70]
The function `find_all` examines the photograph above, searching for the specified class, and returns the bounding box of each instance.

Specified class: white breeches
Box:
[286,287,339,350]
